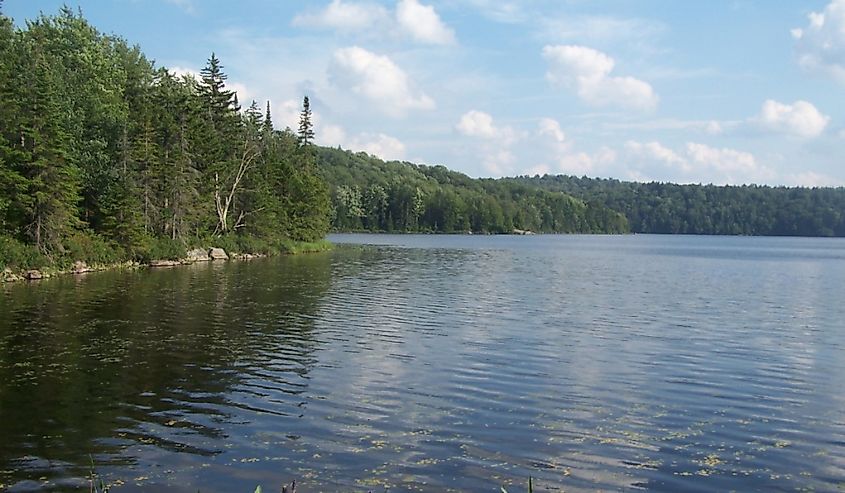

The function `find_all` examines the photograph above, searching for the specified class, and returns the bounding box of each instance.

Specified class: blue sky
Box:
[5,0,845,186]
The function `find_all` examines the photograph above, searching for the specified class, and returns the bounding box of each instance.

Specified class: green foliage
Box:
[63,232,124,266]
[511,176,845,237]
[0,8,332,269]
[0,235,46,270]
[316,148,629,234]
[139,237,186,262]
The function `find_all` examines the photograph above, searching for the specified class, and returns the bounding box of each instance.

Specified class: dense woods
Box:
[317,147,630,234]
[0,8,330,270]
[510,175,845,237]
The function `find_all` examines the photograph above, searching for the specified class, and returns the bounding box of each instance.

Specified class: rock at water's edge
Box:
[186,248,210,262]
[25,270,43,280]
[208,248,229,261]
[149,260,179,268]
[72,261,89,274]
[2,268,22,283]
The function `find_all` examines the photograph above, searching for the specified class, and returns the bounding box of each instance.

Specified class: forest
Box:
[0,8,330,271]
[508,175,845,237]
[317,147,629,234]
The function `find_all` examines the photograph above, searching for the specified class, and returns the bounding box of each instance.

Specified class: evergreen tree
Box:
[263,101,273,135]
[297,96,315,147]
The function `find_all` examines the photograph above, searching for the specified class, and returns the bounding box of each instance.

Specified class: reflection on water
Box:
[1,234,844,491]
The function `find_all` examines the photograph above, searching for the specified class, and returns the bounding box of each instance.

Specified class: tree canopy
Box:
[0,8,330,270]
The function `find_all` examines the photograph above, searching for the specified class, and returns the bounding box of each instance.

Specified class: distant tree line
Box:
[0,8,330,269]
[316,148,630,234]
[509,175,845,237]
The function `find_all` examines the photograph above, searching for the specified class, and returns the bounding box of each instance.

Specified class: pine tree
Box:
[297,96,315,147]
[17,47,82,253]
[263,101,274,135]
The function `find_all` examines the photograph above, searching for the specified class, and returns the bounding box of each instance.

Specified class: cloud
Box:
[396,0,456,45]
[625,140,688,170]
[292,0,388,31]
[318,123,407,161]
[543,45,658,110]
[539,15,666,49]
[538,117,566,142]
[269,99,303,131]
[624,140,775,184]
[555,147,617,176]
[456,110,517,143]
[168,66,200,79]
[331,46,435,117]
[293,0,454,45]
[792,0,845,82]
[753,99,830,138]
[357,133,407,160]
[455,111,522,176]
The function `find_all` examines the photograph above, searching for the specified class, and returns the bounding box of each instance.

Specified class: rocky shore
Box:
[1,247,267,284]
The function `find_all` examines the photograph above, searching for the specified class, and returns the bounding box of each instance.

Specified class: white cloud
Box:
[543,45,658,110]
[793,0,845,82]
[555,147,617,177]
[704,121,724,135]
[292,0,454,45]
[455,111,522,176]
[539,15,665,48]
[685,143,771,182]
[482,149,516,176]
[318,123,407,161]
[625,140,688,170]
[753,99,830,138]
[396,0,456,45]
[320,123,348,146]
[292,0,388,31]
[538,117,566,142]
[331,46,435,117]
[623,140,775,184]
[456,110,518,143]
[456,110,497,138]
[357,133,407,160]
[270,99,303,131]
[168,66,200,79]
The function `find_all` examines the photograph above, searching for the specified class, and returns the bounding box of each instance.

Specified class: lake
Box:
[1,234,844,492]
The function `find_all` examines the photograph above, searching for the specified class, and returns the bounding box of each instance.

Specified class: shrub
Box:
[63,232,125,266]
[138,237,186,262]
[0,235,46,270]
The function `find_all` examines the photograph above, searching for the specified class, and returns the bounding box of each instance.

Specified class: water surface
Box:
[1,234,844,491]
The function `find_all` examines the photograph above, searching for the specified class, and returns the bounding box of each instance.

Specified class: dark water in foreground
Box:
[1,234,844,492]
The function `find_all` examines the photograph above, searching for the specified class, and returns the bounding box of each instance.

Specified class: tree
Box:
[297,96,315,147]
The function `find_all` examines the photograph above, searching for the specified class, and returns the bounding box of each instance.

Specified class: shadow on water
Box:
[0,253,334,491]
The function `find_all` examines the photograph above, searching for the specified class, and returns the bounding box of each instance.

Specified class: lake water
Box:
[1,234,844,492]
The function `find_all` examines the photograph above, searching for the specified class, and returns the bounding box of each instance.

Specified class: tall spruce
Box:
[297,96,315,147]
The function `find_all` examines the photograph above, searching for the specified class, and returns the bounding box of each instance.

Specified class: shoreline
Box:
[1,240,333,284]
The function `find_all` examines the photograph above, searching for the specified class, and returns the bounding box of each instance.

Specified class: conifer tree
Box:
[297,96,315,147]
[263,101,273,135]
